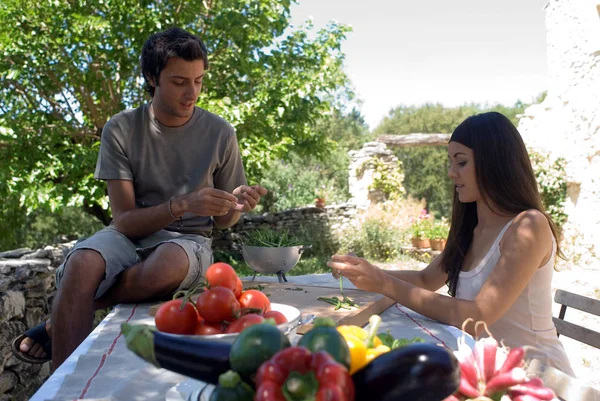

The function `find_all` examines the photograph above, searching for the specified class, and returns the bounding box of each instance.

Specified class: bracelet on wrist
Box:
[168,196,183,227]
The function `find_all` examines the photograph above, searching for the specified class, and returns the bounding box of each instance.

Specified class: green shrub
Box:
[368,158,406,200]
[336,199,423,262]
[256,150,350,213]
[338,219,404,262]
[0,205,104,251]
[528,149,568,230]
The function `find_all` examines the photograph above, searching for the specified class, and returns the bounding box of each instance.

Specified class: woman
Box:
[328,111,574,375]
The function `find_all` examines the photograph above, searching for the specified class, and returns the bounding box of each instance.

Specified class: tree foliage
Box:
[373,102,527,218]
[0,0,352,237]
[257,107,369,212]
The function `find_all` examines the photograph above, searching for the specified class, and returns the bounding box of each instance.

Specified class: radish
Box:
[459,374,481,399]
[496,346,525,376]
[481,337,499,382]
[508,383,556,400]
[455,349,479,388]
[484,367,528,395]
[453,319,556,401]
[525,377,545,387]
[512,395,543,401]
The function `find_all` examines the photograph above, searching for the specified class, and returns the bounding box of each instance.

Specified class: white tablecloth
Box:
[30,274,474,401]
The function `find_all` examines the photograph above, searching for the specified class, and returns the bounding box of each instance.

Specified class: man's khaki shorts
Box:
[55,226,212,299]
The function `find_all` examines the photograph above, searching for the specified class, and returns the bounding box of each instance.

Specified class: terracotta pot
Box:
[411,238,430,249]
[314,198,326,208]
[430,239,446,251]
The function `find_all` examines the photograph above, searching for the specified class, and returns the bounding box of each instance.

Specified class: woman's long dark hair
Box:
[441,112,563,296]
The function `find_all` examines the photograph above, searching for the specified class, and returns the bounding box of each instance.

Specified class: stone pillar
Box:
[518,0,600,268]
[348,142,404,208]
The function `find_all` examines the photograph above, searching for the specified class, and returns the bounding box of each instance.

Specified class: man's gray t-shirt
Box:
[95,103,247,235]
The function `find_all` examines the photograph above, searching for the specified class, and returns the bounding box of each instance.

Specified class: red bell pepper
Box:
[254,346,355,401]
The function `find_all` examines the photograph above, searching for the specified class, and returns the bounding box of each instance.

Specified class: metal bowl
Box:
[241,245,311,281]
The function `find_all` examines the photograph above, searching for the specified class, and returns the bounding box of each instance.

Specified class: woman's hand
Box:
[327,254,387,293]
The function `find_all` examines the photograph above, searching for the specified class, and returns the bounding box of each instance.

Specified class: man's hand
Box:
[174,188,239,217]
[231,185,268,213]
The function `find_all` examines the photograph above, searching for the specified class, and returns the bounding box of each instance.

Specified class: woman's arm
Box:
[328,210,553,336]
[384,253,449,292]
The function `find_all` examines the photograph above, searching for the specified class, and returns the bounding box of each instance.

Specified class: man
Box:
[12,27,267,368]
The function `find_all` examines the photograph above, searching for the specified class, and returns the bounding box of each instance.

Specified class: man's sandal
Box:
[10,321,52,364]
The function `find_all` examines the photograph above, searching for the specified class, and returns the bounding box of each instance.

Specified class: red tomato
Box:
[234,276,243,298]
[194,322,225,335]
[226,313,265,333]
[195,287,240,323]
[263,310,287,325]
[238,290,271,313]
[205,262,238,292]
[155,299,198,335]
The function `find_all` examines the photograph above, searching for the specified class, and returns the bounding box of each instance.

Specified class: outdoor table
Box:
[29,273,474,401]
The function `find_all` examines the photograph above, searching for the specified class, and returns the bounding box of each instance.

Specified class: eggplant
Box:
[121,323,231,385]
[352,343,460,401]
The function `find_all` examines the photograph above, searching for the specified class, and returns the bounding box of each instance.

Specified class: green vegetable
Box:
[377,330,425,349]
[209,370,255,401]
[297,317,351,369]
[317,275,359,310]
[242,227,303,247]
[229,323,290,380]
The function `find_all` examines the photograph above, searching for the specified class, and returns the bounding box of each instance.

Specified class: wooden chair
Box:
[553,289,600,349]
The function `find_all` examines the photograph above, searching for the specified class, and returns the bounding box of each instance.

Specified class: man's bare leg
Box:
[50,249,107,367]
[93,242,189,309]
[48,243,189,368]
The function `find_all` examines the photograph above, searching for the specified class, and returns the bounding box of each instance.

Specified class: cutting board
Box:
[148,281,395,334]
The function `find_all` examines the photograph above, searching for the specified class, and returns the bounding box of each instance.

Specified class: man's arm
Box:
[108,180,239,239]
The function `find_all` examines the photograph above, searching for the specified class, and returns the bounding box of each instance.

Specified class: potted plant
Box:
[314,185,327,208]
[429,218,449,251]
[409,210,433,249]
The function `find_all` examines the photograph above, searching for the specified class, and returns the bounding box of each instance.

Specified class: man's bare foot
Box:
[19,320,51,359]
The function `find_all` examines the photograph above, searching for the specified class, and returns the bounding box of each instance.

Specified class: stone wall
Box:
[348,141,403,207]
[518,0,600,269]
[212,203,359,252]
[0,246,70,401]
[0,204,357,400]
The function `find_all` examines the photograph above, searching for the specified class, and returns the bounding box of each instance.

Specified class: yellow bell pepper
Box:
[337,325,382,347]
[366,344,391,363]
[342,333,368,374]
[336,315,389,374]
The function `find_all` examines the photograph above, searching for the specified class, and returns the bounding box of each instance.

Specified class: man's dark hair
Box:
[140,27,209,97]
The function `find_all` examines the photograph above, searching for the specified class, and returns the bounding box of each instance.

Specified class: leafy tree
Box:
[319,106,371,149]
[373,102,527,218]
[0,0,352,250]
[257,106,369,213]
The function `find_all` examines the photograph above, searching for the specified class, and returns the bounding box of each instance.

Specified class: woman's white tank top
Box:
[456,218,575,376]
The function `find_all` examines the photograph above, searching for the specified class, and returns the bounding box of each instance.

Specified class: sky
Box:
[290,0,550,129]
